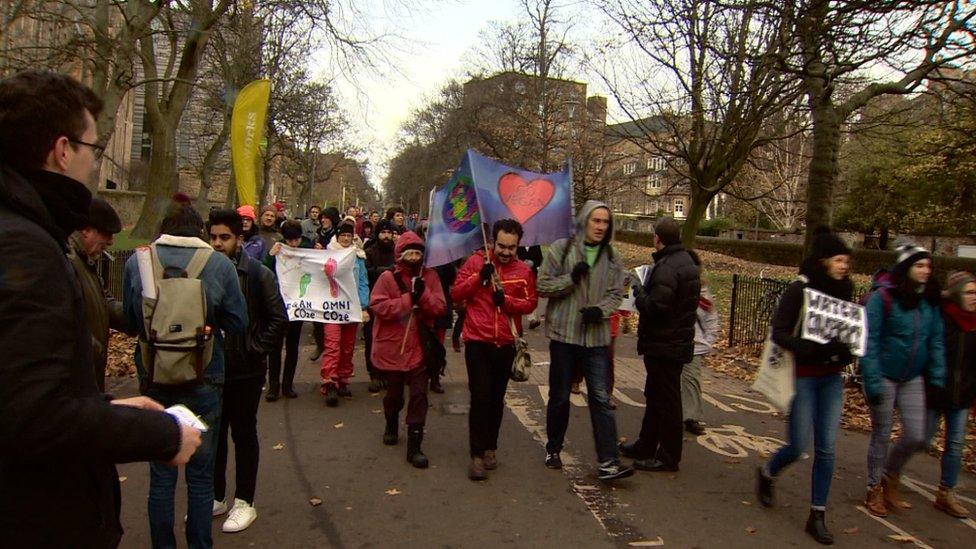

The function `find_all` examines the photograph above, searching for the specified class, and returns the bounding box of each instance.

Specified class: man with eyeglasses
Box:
[0,71,201,547]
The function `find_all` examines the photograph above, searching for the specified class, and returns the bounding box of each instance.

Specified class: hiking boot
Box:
[483,450,498,470]
[597,460,635,481]
[430,379,445,394]
[882,473,912,510]
[756,467,774,507]
[469,457,487,481]
[406,425,429,469]
[805,509,834,545]
[935,486,970,518]
[222,499,257,533]
[684,420,706,435]
[865,484,888,517]
[545,452,562,470]
[338,385,352,398]
[324,385,339,407]
[368,377,382,393]
[383,413,399,445]
[265,388,279,402]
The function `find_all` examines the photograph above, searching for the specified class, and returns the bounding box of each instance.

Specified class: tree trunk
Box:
[803,101,842,250]
[680,188,714,249]
[130,122,179,238]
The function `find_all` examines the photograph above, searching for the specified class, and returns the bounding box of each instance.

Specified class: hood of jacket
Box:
[394,230,424,261]
[575,199,613,244]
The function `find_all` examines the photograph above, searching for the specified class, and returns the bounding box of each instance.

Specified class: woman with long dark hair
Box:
[756,228,856,545]
[861,244,946,517]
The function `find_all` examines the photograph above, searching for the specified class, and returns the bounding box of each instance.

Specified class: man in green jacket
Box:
[537,200,633,482]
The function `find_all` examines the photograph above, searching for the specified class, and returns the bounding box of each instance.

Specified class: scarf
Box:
[327,234,366,259]
[27,169,92,245]
[945,302,976,332]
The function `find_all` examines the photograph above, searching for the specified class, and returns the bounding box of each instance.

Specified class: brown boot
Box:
[882,473,912,510]
[935,486,970,518]
[865,485,888,517]
[483,450,497,470]
[469,456,487,481]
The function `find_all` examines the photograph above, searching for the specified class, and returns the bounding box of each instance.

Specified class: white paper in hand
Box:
[165,404,209,432]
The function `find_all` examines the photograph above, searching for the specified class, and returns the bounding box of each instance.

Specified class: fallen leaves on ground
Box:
[118,476,127,483]
[105,331,137,378]
[385,488,401,496]
[309,497,322,506]
[745,526,757,534]
[887,534,915,543]
[334,421,344,429]
[843,527,859,535]
[272,443,284,451]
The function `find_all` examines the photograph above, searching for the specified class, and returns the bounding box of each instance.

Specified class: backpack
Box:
[139,244,214,386]
[859,268,894,318]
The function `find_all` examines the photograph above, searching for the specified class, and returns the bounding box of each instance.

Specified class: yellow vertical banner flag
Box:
[231,79,271,207]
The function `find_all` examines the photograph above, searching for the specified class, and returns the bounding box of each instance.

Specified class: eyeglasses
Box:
[68,137,105,155]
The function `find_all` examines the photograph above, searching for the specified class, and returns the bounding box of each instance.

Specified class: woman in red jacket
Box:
[452,219,538,480]
[369,231,446,468]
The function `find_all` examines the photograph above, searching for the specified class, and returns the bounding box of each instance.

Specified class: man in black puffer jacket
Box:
[207,209,287,533]
[622,217,701,472]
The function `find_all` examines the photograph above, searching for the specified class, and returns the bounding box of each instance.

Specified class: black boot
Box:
[406,425,429,469]
[756,467,774,507]
[805,509,834,545]
[383,413,399,446]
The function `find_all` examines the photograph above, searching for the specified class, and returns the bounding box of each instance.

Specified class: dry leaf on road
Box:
[272,443,284,450]
[843,527,859,535]
[309,497,322,506]
[887,534,915,543]
[334,422,344,429]
[745,526,757,534]
[385,488,402,496]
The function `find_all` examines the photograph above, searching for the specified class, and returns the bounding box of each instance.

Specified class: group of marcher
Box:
[0,70,972,549]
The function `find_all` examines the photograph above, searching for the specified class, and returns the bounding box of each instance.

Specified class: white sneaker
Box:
[222,498,257,533]
[212,499,228,517]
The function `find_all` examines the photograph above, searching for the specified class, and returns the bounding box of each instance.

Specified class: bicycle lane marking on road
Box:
[900,476,976,532]
[505,385,655,546]
[855,506,936,549]
[901,476,976,506]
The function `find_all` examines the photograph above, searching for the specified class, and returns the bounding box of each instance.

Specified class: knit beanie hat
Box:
[375,219,395,234]
[260,204,277,216]
[280,220,303,240]
[943,271,976,305]
[809,227,851,260]
[236,205,256,221]
[893,243,931,275]
[337,221,355,235]
[88,197,122,234]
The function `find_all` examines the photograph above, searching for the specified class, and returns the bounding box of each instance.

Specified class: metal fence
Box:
[728,274,868,355]
[95,248,135,299]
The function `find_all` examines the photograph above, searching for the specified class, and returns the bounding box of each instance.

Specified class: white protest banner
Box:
[275,245,362,323]
[800,288,867,356]
[620,264,652,312]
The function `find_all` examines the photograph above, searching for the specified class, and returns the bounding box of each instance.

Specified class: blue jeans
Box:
[546,340,620,463]
[766,373,843,508]
[146,384,222,549]
[926,407,970,489]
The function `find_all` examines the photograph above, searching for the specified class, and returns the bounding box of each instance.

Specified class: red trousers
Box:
[320,323,358,391]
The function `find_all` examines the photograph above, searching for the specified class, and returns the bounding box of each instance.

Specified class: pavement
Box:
[112,324,976,548]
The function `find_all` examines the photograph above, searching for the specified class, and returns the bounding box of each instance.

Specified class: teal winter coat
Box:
[860,290,946,399]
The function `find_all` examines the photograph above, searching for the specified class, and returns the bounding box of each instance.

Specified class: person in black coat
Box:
[207,209,287,532]
[364,219,398,392]
[621,217,701,472]
[0,70,199,548]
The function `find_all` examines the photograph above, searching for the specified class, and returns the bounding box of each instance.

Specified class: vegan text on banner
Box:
[466,149,573,248]
[230,79,271,207]
[275,245,363,323]
[424,153,483,267]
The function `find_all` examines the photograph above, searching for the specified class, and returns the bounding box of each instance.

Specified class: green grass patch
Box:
[109,229,149,251]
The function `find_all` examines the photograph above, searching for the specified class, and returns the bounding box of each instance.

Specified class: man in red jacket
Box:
[452,219,538,480]
[369,231,446,468]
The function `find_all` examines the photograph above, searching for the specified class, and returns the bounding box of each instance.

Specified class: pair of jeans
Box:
[269,321,303,392]
[680,355,705,423]
[571,336,616,393]
[634,358,684,465]
[545,340,620,463]
[321,323,358,390]
[383,366,428,425]
[867,376,927,486]
[146,383,222,549]
[214,376,263,505]
[926,407,970,489]
[465,341,515,456]
[766,373,843,508]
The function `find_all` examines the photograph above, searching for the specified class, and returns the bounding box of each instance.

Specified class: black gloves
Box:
[580,306,603,324]
[492,288,506,307]
[480,262,495,283]
[823,338,854,366]
[571,261,590,285]
[411,277,425,303]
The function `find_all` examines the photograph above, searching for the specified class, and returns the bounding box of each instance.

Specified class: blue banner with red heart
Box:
[466,149,573,247]
[424,149,574,267]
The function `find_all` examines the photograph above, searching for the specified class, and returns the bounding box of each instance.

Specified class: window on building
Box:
[623,161,636,175]
[674,197,685,217]
[567,104,576,119]
[645,173,661,192]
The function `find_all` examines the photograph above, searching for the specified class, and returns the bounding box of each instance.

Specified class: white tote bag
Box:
[752,331,796,413]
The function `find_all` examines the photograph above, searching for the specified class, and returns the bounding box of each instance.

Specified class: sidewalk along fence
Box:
[728,274,869,355]
[96,248,135,299]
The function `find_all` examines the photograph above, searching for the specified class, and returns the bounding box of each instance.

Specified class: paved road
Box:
[113,325,975,548]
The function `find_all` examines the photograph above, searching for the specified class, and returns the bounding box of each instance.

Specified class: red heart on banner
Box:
[497,172,555,224]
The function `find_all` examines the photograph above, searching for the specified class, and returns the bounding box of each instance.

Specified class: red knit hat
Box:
[236,205,257,220]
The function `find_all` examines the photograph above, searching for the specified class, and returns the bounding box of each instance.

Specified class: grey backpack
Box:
[139,244,214,386]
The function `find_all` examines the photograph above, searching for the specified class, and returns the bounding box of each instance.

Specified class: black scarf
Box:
[26,169,92,246]
[799,257,854,301]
